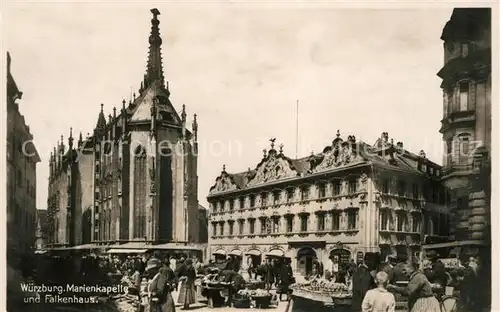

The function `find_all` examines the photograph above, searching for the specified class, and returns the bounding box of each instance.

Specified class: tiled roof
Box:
[208,132,440,196]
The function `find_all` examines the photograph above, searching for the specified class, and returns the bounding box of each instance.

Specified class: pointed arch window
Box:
[133,145,147,239]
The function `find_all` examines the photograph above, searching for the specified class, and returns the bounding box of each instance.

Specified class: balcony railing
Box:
[441,163,475,177]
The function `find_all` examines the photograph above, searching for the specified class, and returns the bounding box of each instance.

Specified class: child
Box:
[361,271,396,312]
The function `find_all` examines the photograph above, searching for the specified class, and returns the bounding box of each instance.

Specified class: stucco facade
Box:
[208,133,447,276]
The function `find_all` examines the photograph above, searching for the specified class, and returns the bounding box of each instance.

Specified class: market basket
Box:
[232,296,251,309]
[252,294,272,309]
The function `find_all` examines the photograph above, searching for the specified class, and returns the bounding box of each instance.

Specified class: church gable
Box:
[129,82,182,125]
[246,144,299,187]
[209,167,240,195]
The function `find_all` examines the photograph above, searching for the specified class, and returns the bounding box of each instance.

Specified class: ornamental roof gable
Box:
[246,145,299,187]
[209,166,240,195]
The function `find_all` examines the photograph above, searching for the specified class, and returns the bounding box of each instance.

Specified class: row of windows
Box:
[211,210,359,237]
[211,181,359,213]
[379,210,421,233]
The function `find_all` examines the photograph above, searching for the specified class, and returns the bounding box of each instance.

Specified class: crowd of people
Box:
[348,251,487,312]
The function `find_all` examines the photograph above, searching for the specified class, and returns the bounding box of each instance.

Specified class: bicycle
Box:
[439,294,460,312]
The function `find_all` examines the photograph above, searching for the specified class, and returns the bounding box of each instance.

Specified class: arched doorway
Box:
[81,208,92,244]
[245,249,262,267]
[296,247,317,276]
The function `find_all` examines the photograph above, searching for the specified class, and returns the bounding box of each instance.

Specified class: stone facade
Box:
[207,133,447,276]
[35,209,48,249]
[6,52,41,260]
[46,9,201,247]
[198,204,209,244]
[438,8,491,243]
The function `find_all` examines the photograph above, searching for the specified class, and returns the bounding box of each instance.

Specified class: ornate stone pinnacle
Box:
[222,164,226,172]
[279,144,284,153]
[269,138,276,149]
[263,149,267,157]
[336,129,340,138]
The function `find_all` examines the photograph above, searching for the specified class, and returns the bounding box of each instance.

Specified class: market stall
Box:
[286,278,352,312]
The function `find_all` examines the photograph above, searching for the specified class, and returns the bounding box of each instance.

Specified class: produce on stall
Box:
[290,278,352,304]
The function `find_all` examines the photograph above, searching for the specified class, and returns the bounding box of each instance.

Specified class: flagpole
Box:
[295,100,299,159]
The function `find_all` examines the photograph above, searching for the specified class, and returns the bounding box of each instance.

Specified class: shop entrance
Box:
[297,247,317,276]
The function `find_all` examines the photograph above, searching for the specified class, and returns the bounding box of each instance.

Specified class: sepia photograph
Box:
[2,2,496,312]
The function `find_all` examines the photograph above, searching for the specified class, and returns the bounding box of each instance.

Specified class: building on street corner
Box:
[46,8,201,248]
[6,52,41,262]
[438,8,491,246]
[207,133,448,276]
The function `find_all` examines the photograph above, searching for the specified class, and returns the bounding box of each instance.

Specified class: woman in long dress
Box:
[388,261,441,312]
[148,267,176,312]
[177,259,197,310]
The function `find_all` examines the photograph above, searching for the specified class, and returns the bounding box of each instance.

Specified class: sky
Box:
[3,2,454,210]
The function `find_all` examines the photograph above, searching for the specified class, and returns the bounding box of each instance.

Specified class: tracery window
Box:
[133,145,147,239]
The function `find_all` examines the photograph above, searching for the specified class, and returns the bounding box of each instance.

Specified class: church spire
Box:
[144,8,165,89]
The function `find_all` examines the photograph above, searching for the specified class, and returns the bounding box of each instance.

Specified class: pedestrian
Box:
[361,271,396,312]
[352,255,375,312]
[423,250,447,299]
[388,260,441,312]
[177,258,197,310]
[148,266,176,312]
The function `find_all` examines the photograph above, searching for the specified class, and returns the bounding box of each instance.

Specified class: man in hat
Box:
[391,254,408,283]
[378,255,395,284]
[424,250,447,298]
[351,255,374,312]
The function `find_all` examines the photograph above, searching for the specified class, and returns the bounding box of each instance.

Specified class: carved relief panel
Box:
[313,144,364,173]
[209,172,239,194]
[247,153,297,186]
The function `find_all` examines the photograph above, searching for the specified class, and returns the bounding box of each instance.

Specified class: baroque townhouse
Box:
[47,8,201,248]
[207,132,448,276]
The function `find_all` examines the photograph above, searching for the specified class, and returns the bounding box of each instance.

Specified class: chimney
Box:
[419,150,426,158]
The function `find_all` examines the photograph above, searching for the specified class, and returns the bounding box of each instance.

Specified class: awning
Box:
[107,248,148,254]
[422,240,487,249]
[70,244,98,250]
[150,243,202,251]
[228,249,242,256]
[213,249,226,256]
[245,249,261,256]
[265,249,284,257]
